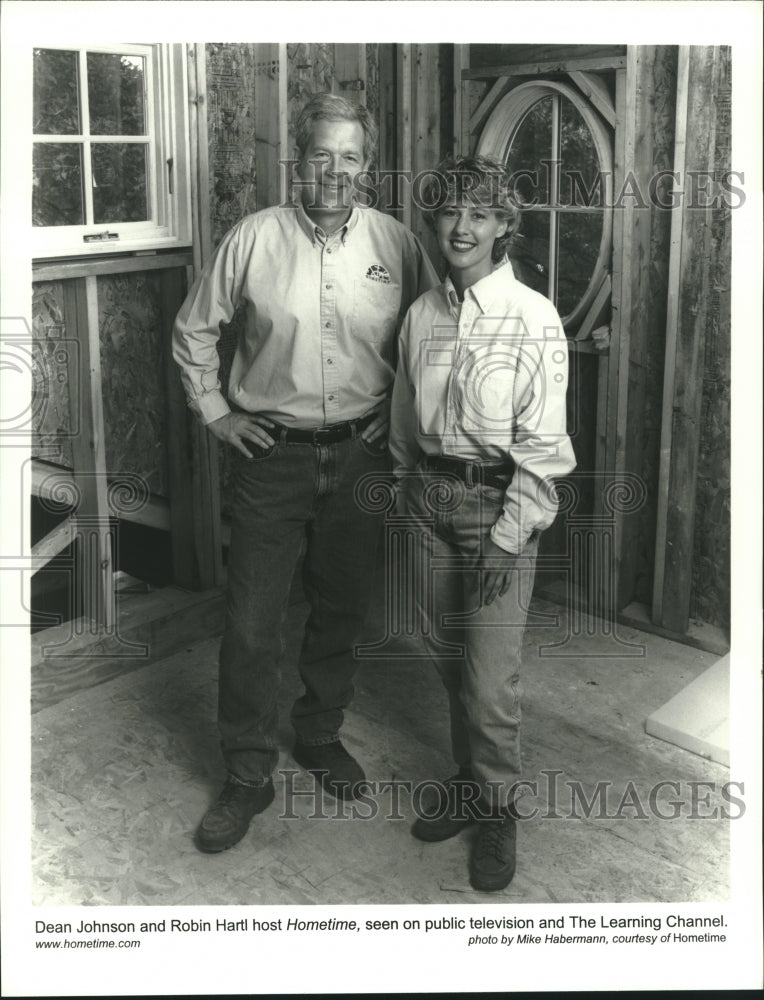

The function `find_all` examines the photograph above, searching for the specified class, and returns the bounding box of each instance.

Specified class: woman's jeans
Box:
[400,470,539,810]
[218,431,389,785]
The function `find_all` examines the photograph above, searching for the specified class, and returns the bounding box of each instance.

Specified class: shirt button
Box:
[325,283,332,290]
[326,358,333,365]
[328,394,335,401]
[326,249,332,254]
[325,322,331,328]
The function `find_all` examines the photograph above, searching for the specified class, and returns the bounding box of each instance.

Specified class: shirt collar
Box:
[294,200,360,246]
[444,258,516,313]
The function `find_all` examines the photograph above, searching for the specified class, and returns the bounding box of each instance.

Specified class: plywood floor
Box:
[31,594,730,906]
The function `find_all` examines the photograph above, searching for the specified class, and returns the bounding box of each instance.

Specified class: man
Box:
[390,155,576,891]
[173,93,438,853]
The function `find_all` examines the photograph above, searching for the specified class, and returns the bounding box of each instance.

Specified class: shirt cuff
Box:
[490,514,530,556]
[190,390,231,426]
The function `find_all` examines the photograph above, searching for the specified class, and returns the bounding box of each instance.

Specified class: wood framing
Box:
[653,47,719,633]
[396,44,413,231]
[334,44,367,106]
[462,55,627,80]
[452,45,469,155]
[32,251,193,283]
[61,276,114,628]
[253,42,288,211]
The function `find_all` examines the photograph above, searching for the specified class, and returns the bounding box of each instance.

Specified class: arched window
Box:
[478,78,614,333]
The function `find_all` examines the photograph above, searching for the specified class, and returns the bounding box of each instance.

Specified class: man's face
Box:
[295,119,368,213]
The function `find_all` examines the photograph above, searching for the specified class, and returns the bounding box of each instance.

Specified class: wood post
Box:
[653,47,719,633]
[254,43,288,210]
[61,277,114,628]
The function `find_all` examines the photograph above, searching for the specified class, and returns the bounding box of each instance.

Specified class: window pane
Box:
[92,144,149,223]
[509,210,550,298]
[34,49,80,135]
[559,98,603,208]
[87,53,146,136]
[33,144,84,226]
[506,97,552,205]
[557,211,604,319]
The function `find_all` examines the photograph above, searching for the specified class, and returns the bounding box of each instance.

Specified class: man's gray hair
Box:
[295,92,379,166]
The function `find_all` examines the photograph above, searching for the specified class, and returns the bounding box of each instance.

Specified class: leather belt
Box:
[277,411,376,445]
[423,454,516,490]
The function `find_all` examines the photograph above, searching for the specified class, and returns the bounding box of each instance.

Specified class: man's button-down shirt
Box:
[172,202,438,427]
[390,261,577,553]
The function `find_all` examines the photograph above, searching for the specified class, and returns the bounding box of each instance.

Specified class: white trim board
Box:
[645,654,730,766]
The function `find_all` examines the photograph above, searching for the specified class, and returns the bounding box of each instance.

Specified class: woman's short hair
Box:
[420,154,522,263]
[295,93,379,166]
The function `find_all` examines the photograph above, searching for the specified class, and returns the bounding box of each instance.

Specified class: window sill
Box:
[32,245,193,281]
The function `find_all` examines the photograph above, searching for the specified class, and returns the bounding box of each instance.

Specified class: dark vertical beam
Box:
[615,48,676,610]
[377,44,398,219]
[654,47,719,633]
[411,44,442,264]
[396,44,413,232]
[160,266,198,589]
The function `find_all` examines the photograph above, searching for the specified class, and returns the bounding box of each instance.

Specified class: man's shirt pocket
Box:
[352,279,401,344]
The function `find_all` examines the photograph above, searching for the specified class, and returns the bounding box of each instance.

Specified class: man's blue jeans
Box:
[218,429,389,785]
[400,469,539,810]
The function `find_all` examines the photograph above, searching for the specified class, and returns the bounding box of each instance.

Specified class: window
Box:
[477,79,614,332]
[32,44,191,258]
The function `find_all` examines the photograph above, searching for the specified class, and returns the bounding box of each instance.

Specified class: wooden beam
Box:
[462,55,627,80]
[32,461,171,532]
[411,44,441,263]
[378,43,397,190]
[32,251,193,282]
[452,44,469,155]
[396,44,413,231]
[61,276,115,629]
[160,266,199,588]
[602,66,628,487]
[568,71,616,128]
[468,75,511,134]
[334,43,367,106]
[652,48,689,624]
[575,273,612,342]
[187,45,203,276]
[193,43,212,264]
[254,43,288,211]
[30,517,75,569]
[653,47,718,633]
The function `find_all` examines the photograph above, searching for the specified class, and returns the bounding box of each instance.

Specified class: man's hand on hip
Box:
[361,398,391,444]
[478,536,518,607]
[207,412,276,458]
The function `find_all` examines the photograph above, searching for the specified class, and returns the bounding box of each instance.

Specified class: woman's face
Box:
[435,200,508,286]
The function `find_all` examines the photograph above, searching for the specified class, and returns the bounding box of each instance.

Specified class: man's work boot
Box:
[411,769,481,842]
[293,739,366,800]
[195,777,275,853]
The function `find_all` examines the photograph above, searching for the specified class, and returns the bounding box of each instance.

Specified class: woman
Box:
[389,154,576,892]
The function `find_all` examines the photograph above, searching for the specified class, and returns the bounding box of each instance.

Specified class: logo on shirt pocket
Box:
[365,264,391,284]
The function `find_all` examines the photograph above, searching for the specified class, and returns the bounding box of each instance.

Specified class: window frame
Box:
[32,42,192,260]
[477,78,614,331]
